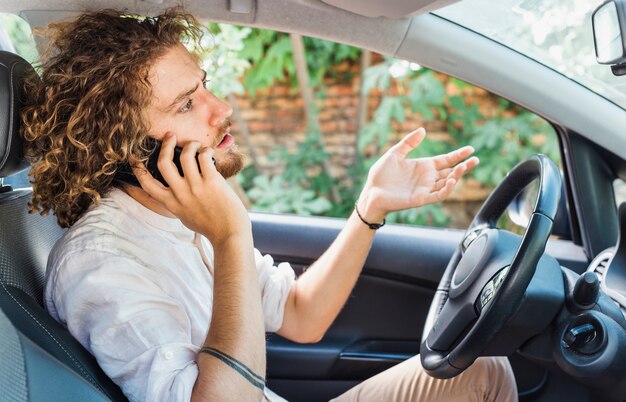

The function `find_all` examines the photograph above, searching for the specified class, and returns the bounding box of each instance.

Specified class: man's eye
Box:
[181,99,193,113]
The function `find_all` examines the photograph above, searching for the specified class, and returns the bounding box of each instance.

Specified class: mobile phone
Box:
[114,137,215,188]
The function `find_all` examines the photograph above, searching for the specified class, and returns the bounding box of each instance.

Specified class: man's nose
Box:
[208,93,233,126]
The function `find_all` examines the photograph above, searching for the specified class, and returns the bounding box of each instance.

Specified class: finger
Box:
[446,162,468,183]
[424,178,457,204]
[433,178,448,191]
[434,145,475,169]
[197,146,217,178]
[436,156,479,180]
[389,128,426,158]
[437,167,453,180]
[438,178,457,200]
[180,141,202,185]
[132,161,170,198]
[157,133,185,190]
[445,156,480,182]
[464,156,480,173]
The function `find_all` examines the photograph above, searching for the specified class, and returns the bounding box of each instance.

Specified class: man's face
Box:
[145,44,243,178]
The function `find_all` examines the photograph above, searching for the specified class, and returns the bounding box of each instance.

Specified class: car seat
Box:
[0,299,111,401]
[0,50,127,401]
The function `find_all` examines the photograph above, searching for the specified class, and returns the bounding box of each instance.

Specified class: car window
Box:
[0,13,37,62]
[0,13,37,189]
[197,24,562,230]
[1,17,564,231]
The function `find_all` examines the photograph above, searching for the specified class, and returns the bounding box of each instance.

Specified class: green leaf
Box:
[390,98,406,123]
[449,95,466,110]
[306,197,333,214]
[358,124,378,151]
[239,32,265,62]
[408,72,446,107]
[414,103,434,120]
[363,63,392,93]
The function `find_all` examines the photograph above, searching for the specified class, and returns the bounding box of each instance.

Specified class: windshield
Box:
[435,0,626,110]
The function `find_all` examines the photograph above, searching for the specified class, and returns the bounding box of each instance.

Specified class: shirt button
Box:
[164,351,174,360]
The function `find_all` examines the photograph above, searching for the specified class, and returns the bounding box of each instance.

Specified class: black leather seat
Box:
[0,50,127,401]
[0,302,111,401]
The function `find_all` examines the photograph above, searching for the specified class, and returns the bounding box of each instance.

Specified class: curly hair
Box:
[21,8,203,228]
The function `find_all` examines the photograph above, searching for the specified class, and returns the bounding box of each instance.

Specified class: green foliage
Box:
[278,133,334,195]
[246,175,332,215]
[407,136,451,159]
[244,132,335,215]
[386,204,451,227]
[226,26,561,229]
[362,58,393,93]
[0,14,38,63]
[234,29,361,215]
[241,31,294,96]
[470,111,559,185]
[303,36,360,85]
[200,24,252,97]
[407,73,446,120]
[240,29,360,95]
[446,95,483,141]
[359,64,450,158]
[358,97,405,151]
[353,61,561,227]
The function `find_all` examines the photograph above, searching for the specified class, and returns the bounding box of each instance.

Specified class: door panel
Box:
[252,212,589,401]
[252,212,460,285]
[266,275,431,380]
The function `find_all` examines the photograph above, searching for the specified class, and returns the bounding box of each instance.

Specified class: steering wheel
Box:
[420,155,561,379]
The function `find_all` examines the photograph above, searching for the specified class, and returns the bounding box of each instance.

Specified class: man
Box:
[22,8,517,402]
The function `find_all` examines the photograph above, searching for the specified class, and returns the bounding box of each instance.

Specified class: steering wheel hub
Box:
[450,232,495,297]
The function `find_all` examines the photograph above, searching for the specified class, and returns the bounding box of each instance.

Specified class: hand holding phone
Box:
[115,137,215,188]
[124,133,251,243]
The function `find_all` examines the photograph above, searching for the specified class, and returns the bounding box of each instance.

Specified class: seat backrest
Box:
[0,297,110,402]
[0,51,127,401]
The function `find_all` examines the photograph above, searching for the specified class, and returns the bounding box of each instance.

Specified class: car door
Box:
[255,213,458,402]
[213,24,594,400]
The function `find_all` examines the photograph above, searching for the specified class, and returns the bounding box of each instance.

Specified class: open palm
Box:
[361,128,479,218]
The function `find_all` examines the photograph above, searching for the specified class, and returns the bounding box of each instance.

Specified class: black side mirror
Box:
[592,0,626,76]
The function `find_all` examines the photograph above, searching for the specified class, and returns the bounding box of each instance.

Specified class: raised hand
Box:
[358,128,479,222]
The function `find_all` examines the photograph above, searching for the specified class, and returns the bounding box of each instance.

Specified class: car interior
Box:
[1,0,626,401]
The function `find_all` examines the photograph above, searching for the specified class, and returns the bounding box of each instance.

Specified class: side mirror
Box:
[592,0,626,76]
[508,177,571,239]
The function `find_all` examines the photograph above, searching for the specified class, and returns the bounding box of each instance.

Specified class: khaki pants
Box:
[331,356,518,402]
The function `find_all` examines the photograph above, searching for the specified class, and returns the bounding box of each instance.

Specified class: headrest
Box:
[0,51,35,178]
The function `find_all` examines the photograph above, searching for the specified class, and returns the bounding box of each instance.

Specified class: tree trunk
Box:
[290,33,341,205]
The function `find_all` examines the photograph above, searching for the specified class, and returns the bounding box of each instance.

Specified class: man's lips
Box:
[214,120,233,149]
[216,133,233,149]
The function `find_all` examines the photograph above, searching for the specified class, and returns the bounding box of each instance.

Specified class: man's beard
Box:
[215,145,244,179]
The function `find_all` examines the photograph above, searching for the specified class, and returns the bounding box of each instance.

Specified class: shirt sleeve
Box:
[46,249,199,402]
[254,249,296,332]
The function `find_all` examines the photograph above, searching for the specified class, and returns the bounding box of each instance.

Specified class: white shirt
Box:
[44,188,295,402]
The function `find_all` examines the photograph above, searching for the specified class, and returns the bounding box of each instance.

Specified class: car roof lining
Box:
[317,0,460,18]
[7,0,626,161]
